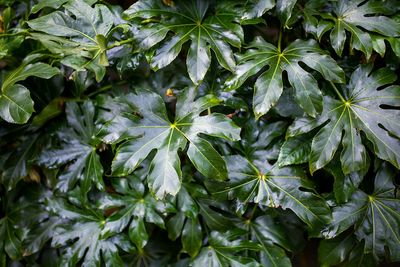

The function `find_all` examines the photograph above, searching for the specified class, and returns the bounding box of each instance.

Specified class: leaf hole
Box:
[380,104,400,110]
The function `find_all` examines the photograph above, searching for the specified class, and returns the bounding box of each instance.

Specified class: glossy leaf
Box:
[182,217,202,258]
[225,37,344,118]
[192,231,261,267]
[290,65,400,174]
[213,155,331,236]
[123,0,248,84]
[27,0,114,81]
[1,134,40,190]
[318,233,355,266]
[303,0,400,58]
[46,198,128,267]
[99,176,174,248]
[249,215,292,267]
[38,101,104,195]
[0,63,59,124]
[276,0,297,27]
[1,0,400,266]
[278,135,311,167]
[0,215,22,260]
[101,87,240,198]
[323,164,400,261]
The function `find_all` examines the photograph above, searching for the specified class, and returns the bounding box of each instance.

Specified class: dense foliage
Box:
[1,0,400,266]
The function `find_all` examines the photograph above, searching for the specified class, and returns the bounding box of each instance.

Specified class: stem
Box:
[329,81,346,103]
[107,38,135,49]
[207,107,211,115]
[0,30,28,38]
[87,81,128,97]
[248,204,258,220]
[277,29,283,52]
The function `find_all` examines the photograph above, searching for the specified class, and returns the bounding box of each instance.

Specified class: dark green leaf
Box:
[38,101,104,194]
[99,176,174,248]
[27,0,114,81]
[318,233,355,266]
[0,63,59,124]
[292,65,400,174]
[123,0,246,84]
[276,0,297,27]
[225,38,344,118]
[192,231,261,267]
[278,135,311,167]
[304,0,400,58]
[323,164,400,261]
[101,87,240,198]
[182,217,202,258]
[212,155,331,236]
[249,215,292,267]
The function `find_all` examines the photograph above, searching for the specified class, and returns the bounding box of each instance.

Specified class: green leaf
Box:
[182,217,202,258]
[324,155,366,203]
[27,0,114,82]
[0,63,59,124]
[0,188,49,260]
[346,242,377,267]
[192,231,261,267]
[278,135,311,167]
[1,134,41,190]
[323,163,400,262]
[0,85,34,124]
[303,0,400,58]
[318,233,355,266]
[187,137,228,181]
[225,37,344,118]
[276,0,297,27]
[0,36,24,59]
[99,176,174,248]
[101,87,240,198]
[197,199,235,231]
[1,62,59,91]
[166,212,185,241]
[249,215,292,267]
[31,0,69,13]
[240,0,275,21]
[297,65,400,174]
[212,155,331,236]
[38,101,104,195]
[123,0,245,84]
[0,217,22,260]
[129,219,148,249]
[46,198,128,267]
[32,97,64,127]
